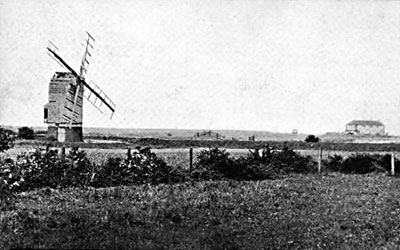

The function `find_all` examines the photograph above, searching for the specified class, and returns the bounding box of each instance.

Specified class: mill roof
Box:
[347,120,384,126]
[54,72,75,79]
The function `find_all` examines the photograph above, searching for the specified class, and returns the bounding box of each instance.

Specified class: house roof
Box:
[347,120,384,126]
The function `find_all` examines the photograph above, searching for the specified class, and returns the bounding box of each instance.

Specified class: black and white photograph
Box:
[1,0,400,249]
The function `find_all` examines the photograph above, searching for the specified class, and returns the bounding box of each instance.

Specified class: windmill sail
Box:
[79,32,94,77]
[69,33,95,127]
[46,46,116,118]
[84,80,116,118]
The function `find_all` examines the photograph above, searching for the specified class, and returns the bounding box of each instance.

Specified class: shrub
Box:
[322,154,344,172]
[0,127,14,152]
[18,127,34,140]
[97,146,180,186]
[192,146,316,181]
[0,146,183,192]
[341,154,383,174]
[0,157,27,194]
[323,154,396,174]
[191,148,232,180]
[0,159,19,210]
[242,145,316,175]
[231,157,279,180]
[63,147,97,187]
[305,135,320,143]
[225,146,281,180]
[17,148,63,189]
[268,147,316,174]
[196,147,231,168]
[0,181,14,210]
[100,156,123,186]
[0,147,96,191]
[378,154,400,174]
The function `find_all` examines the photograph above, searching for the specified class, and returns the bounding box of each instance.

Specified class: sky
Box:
[0,0,399,135]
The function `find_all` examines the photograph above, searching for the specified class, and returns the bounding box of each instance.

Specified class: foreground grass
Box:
[1,173,400,249]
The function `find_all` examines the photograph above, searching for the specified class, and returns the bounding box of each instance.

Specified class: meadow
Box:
[1,174,399,249]
[1,140,400,249]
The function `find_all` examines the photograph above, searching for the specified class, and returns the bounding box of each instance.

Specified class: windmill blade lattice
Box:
[84,80,116,118]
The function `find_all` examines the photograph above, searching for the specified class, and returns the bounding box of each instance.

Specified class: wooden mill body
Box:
[43,72,84,142]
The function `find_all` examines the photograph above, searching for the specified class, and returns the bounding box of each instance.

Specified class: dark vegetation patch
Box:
[323,153,400,174]
[17,127,34,140]
[305,134,320,143]
[0,146,183,196]
[0,127,14,153]
[191,146,316,181]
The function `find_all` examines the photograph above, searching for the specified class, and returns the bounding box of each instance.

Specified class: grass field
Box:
[1,173,399,249]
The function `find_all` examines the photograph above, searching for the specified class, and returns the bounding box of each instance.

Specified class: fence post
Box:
[60,147,65,161]
[189,148,193,172]
[318,146,322,173]
[391,152,395,176]
[127,148,132,161]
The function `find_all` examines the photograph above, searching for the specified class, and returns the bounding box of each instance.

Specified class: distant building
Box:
[345,120,385,135]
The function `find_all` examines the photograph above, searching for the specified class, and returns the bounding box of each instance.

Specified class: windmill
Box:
[44,32,116,142]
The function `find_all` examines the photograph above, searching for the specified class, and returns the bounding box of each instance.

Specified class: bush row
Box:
[1,146,398,197]
[0,147,184,197]
[192,146,316,181]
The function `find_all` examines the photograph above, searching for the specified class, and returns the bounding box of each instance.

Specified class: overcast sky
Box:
[1,0,399,135]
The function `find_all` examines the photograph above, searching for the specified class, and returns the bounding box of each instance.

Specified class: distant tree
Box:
[0,127,14,152]
[18,127,34,140]
[305,134,320,143]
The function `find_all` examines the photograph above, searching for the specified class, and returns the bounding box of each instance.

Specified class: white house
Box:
[345,120,385,136]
